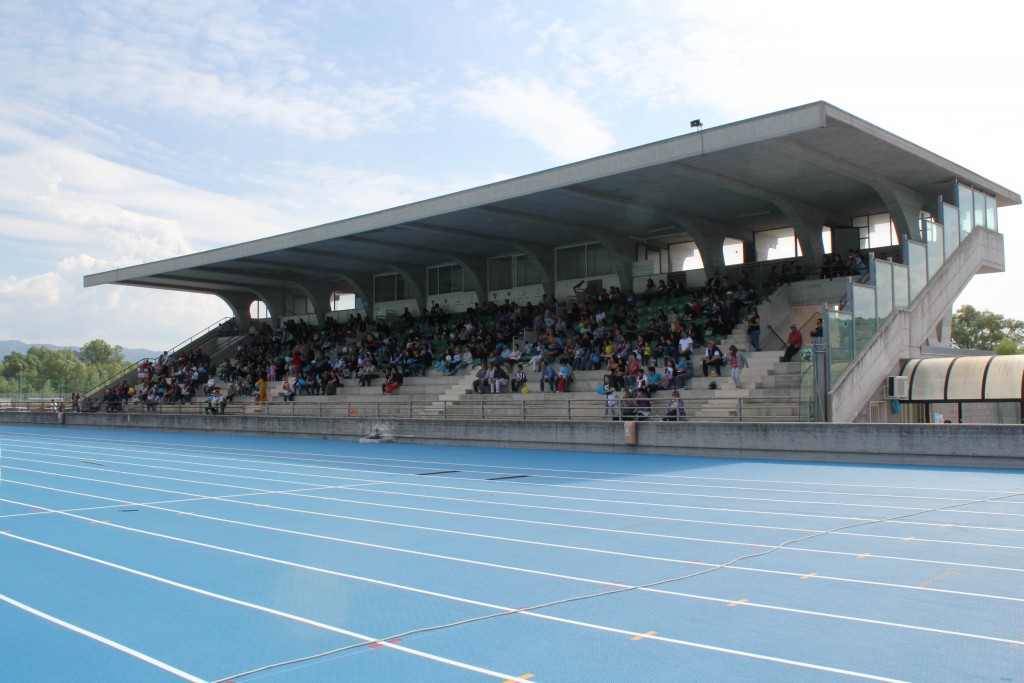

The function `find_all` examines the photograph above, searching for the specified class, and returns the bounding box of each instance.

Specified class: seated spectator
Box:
[382,366,403,394]
[539,361,558,393]
[490,364,509,393]
[472,363,493,393]
[556,362,574,392]
[511,365,528,392]
[783,324,804,362]
[280,381,296,402]
[663,390,685,421]
[702,341,725,377]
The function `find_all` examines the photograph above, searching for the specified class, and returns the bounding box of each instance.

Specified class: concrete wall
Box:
[3,412,1020,469]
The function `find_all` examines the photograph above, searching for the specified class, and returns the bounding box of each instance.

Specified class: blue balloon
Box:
[592,355,601,364]
[595,386,606,395]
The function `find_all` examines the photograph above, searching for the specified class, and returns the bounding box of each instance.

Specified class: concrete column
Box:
[877,185,933,244]
[778,205,826,270]
[511,243,555,300]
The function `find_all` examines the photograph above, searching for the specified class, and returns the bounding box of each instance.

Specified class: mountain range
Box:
[0,340,159,364]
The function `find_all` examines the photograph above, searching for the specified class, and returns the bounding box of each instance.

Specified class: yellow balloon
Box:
[521,387,529,393]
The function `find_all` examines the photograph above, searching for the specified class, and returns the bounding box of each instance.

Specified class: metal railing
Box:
[1,395,801,423]
[81,316,236,399]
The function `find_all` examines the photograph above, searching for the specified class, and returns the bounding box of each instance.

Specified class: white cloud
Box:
[456,75,614,161]
[0,0,420,141]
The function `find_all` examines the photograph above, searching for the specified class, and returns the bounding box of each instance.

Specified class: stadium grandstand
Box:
[75,101,1019,431]
[2,102,1022,683]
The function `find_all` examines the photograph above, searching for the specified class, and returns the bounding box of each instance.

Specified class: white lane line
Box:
[7,463,1024,577]
[0,484,355,520]
[8,438,1009,505]
[0,591,207,682]
[0,532,534,683]
[11,450,1020,532]
[10,430,1018,496]
[11,444,1019,516]
[11,446,1022,540]
[0,497,908,682]
[5,483,1023,606]
[6,489,1018,645]
[284,486,1024,551]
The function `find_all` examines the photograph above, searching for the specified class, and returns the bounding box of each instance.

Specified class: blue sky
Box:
[1,0,1022,348]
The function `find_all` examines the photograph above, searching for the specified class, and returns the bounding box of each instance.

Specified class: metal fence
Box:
[0,396,799,423]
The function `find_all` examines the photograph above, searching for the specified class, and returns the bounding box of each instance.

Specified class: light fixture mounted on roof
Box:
[690,119,703,130]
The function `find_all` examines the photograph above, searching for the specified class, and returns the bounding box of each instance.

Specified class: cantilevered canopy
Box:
[84,101,1020,309]
[903,356,1024,402]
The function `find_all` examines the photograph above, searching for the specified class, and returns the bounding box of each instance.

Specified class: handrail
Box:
[2,394,802,423]
[81,316,235,398]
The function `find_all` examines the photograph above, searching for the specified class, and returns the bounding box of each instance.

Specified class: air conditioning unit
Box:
[885,376,909,400]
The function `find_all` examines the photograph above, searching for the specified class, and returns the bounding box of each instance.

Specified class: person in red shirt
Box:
[782,324,804,362]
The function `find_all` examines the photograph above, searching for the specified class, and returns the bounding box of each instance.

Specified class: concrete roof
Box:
[85,101,1021,300]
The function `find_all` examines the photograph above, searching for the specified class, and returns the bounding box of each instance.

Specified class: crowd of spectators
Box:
[98,268,785,411]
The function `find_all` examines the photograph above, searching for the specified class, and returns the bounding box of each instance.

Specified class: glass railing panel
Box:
[907,240,927,300]
[851,283,877,353]
[986,194,998,231]
[925,221,944,279]
[943,217,959,260]
[892,263,910,309]
[957,183,974,237]
[875,259,893,321]
[827,310,855,385]
[942,202,959,234]
[973,189,987,229]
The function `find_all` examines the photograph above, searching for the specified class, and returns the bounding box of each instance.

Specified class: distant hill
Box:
[0,340,159,364]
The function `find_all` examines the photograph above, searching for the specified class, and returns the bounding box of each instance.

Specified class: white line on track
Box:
[0,591,207,682]
[0,497,909,682]
[5,484,1021,646]
[8,450,1024,554]
[9,448,1024,534]
[8,462,1024,573]
[5,481,1024,606]
[9,440,1023,515]
[7,461,1024,573]
[8,430,1019,496]
[0,532,535,683]
[8,436,1019,506]
[0,484,361,519]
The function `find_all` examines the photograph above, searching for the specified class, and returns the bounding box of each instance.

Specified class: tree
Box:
[951,305,1024,351]
[79,339,125,366]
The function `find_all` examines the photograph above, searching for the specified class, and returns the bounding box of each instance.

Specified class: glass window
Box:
[587,243,614,276]
[957,183,973,236]
[754,227,800,261]
[488,256,514,291]
[515,255,542,286]
[556,245,586,281]
[722,237,744,266]
[860,213,897,249]
[249,300,270,319]
[822,226,833,254]
[375,274,397,302]
[669,241,703,271]
[437,265,453,294]
[985,194,998,231]
[330,292,356,311]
